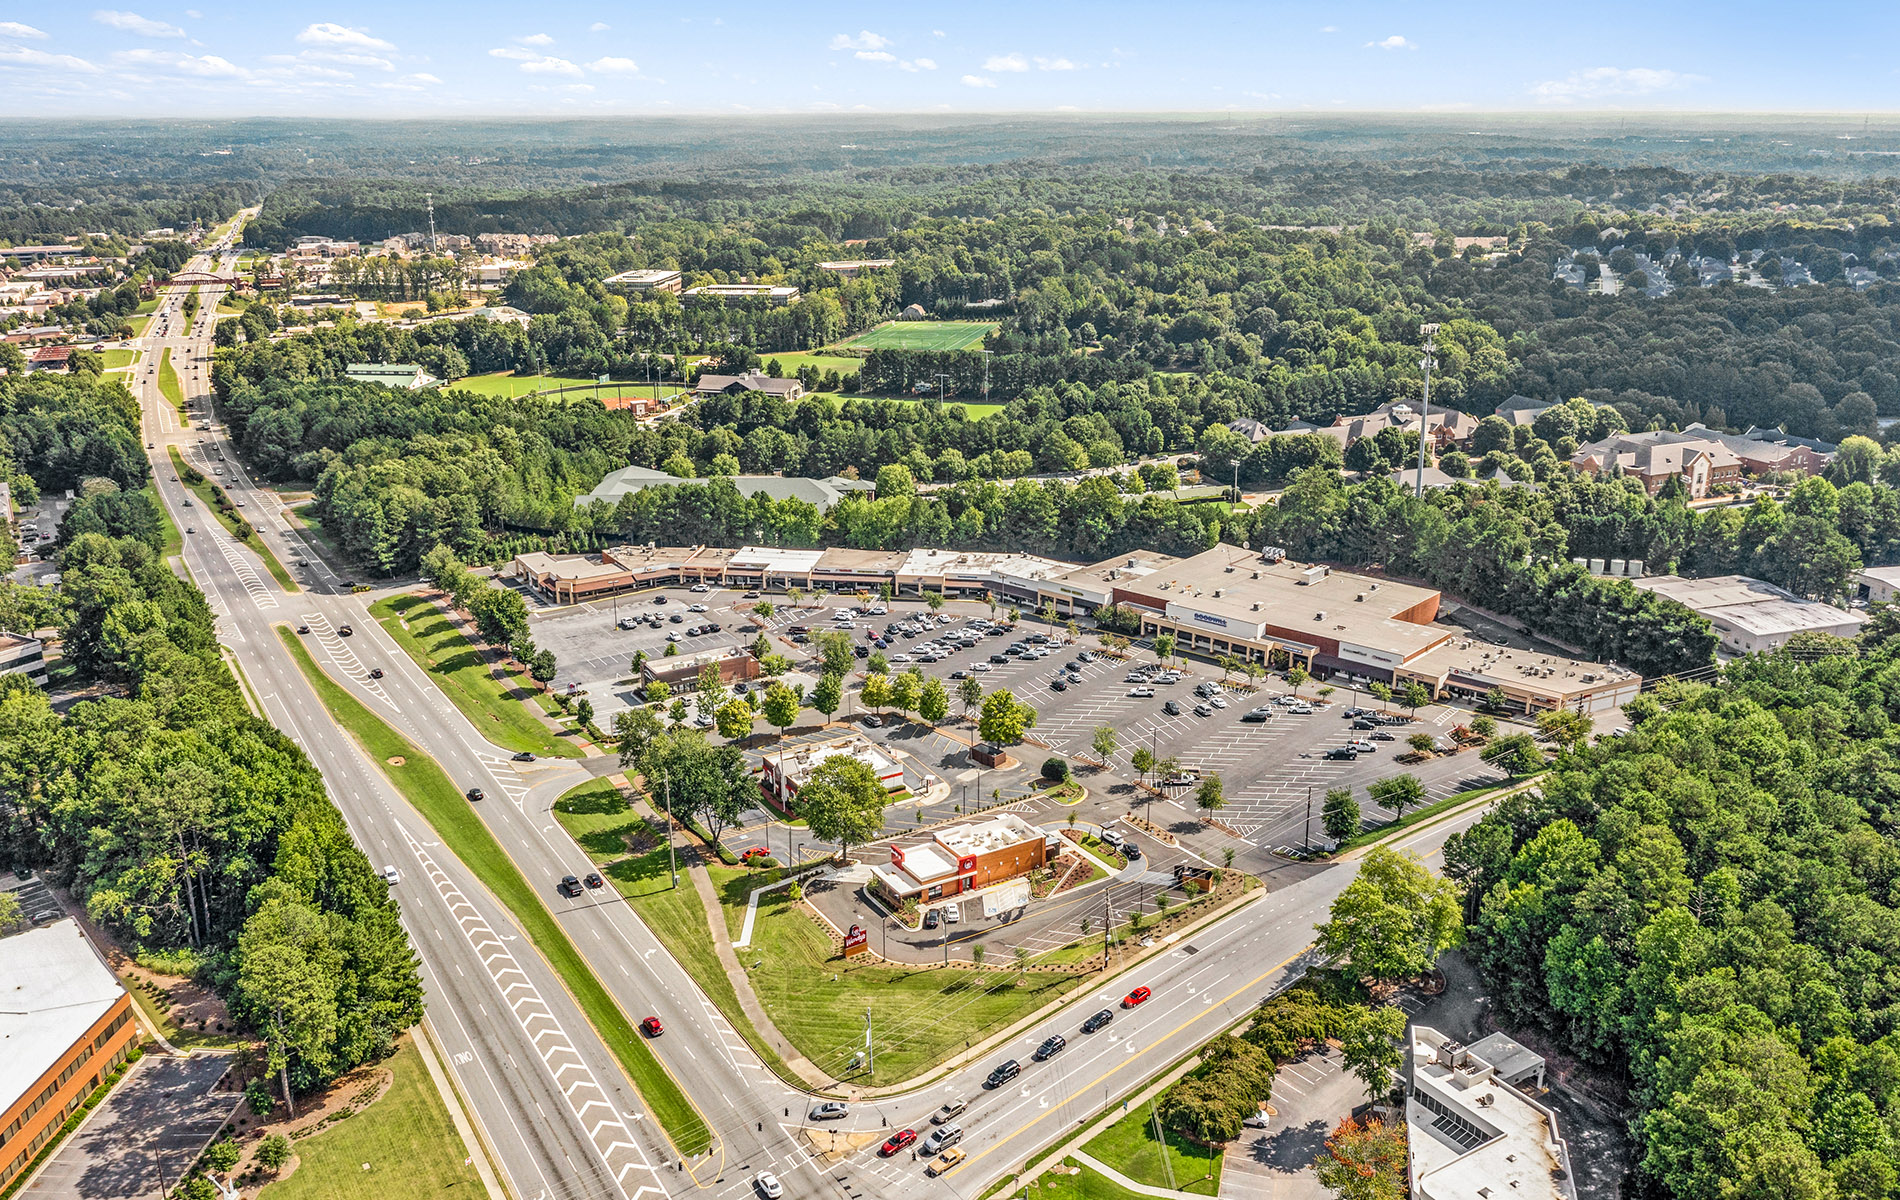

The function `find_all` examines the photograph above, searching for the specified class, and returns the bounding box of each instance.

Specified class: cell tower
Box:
[426,193,437,253]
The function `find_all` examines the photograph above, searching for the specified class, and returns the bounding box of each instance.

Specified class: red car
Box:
[739,847,771,864]
[879,1129,917,1157]
[640,1016,664,1037]
[1121,986,1152,1009]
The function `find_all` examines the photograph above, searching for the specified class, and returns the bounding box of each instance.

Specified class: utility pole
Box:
[1304,785,1313,852]
[1102,882,1111,970]
[1415,323,1439,499]
[935,372,951,404]
[664,768,678,887]
[426,193,438,254]
[981,349,990,402]
[864,1007,875,1077]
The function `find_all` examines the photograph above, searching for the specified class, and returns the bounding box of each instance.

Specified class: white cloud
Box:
[932,29,945,37]
[405,72,441,84]
[517,33,554,45]
[590,21,610,32]
[489,46,534,59]
[93,11,185,38]
[855,50,895,63]
[829,30,889,51]
[984,53,1028,72]
[587,56,638,73]
[908,57,937,71]
[1368,35,1414,50]
[564,82,592,92]
[116,47,246,76]
[0,21,49,39]
[1531,66,1704,103]
[1318,25,1337,33]
[1035,56,1076,71]
[0,44,100,71]
[185,9,201,17]
[295,23,393,52]
[518,55,581,77]
[960,74,995,88]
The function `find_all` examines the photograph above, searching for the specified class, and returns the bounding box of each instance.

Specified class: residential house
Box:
[1569,430,1741,497]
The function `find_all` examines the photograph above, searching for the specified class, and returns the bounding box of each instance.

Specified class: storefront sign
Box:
[843,924,870,956]
[890,845,906,868]
[957,854,978,875]
[1190,611,1228,629]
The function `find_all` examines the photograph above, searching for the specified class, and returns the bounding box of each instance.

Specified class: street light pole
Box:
[1415,323,1439,499]
[664,768,678,887]
[1304,785,1313,852]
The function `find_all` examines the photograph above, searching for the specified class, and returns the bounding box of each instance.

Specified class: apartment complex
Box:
[0,920,140,1191]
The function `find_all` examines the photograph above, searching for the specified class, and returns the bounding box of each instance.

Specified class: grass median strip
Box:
[277,628,712,1155]
[371,594,580,758]
[158,346,185,412]
[168,446,300,592]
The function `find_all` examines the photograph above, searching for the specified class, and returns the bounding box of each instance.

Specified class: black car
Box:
[337,624,353,636]
[1241,707,1273,723]
[1162,700,1183,716]
[923,908,941,929]
[513,751,536,762]
[790,633,810,643]
[949,669,970,679]
[989,653,1009,664]
[669,613,684,623]
[652,596,668,605]
[466,788,484,802]
[584,872,604,889]
[1033,1035,1067,1061]
[1050,679,1069,692]
[1123,841,1142,860]
[1372,731,1396,741]
[558,875,584,897]
[1324,746,1359,761]
[855,645,870,658]
[1081,1009,1114,1034]
[984,1060,1021,1089]
[1352,719,1377,730]
[369,668,384,679]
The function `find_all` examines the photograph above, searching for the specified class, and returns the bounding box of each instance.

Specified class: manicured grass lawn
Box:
[277,631,711,1156]
[451,372,683,403]
[260,1040,482,1200]
[986,1159,1154,1200]
[370,593,581,758]
[1334,773,1530,853]
[549,779,798,1080]
[763,351,861,378]
[1082,1102,1224,1196]
[141,484,183,560]
[157,347,185,411]
[102,348,140,370]
[126,314,154,339]
[168,447,300,591]
[738,874,1090,1085]
[837,320,996,352]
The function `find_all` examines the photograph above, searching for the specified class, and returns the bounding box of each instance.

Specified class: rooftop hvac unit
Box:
[1298,565,1329,585]
[1127,557,1139,568]
[1252,602,1261,611]
[1314,611,1326,621]
[1355,593,1365,602]
[1212,589,1223,598]
[1251,571,1260,579]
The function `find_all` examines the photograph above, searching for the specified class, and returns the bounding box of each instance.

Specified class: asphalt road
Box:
[138,244,1503,1200]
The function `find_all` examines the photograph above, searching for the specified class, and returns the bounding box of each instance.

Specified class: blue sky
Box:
[1,2,1895,117]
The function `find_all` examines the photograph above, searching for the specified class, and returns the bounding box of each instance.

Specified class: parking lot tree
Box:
[1014,945,1032,980]
[751,632,772,660]
[714,697,755,740]
[1286,664,1310,698]
[1007,606,1021,623]
[868,650,889,674]
[761,681,801,740]
[1368,682,1393,712]
[575,697,595,728]
[754,600,774,619]
[813,630,854,676]
[1406,732,1437,756]
[1090,724,1118,767]
[759,652,792,676]
[631,649,648,675]
[1042,756,1070,783]
[1401,681,1432,715]
[530,648,558,686]
[1368,774,1425,820]
[879,583,894,602]
[663,642,678,658]
[889,671,922,722]
[1469,713,1497,739]
[786,586,803,609]
[645,730,752,849]
[978,687,1036,745]
[1479,732,1542,775]
[1130,745,1155,786]
[696,663,727,711]
[1535,709,1593,748]
[1155,756,1183,785]
[798,756,891,862]
[1480,686,1509,713]
[1338,1006,1407,1100]
[1153,632,1176,665]
[1217,654,1239,683]
[1314,1117,1408,1200]
[925,591,944,612]
[811,672,843,722]
[1315,846,1462,984]
[1322,789,1361,843]
[1161,1034,1277,1144]
[918,675,949,725]
[645,680,671,705]
[670,698,689,724]
[1195,773,1228,817]
[958,675,983,720]
[971,943,987,971]
[861,672,891,715]
[203,1140,241,1175]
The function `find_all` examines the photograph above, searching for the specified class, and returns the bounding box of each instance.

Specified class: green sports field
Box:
[837,320,996,352]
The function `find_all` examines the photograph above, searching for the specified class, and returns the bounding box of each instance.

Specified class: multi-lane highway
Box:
[135,235,1492,1200]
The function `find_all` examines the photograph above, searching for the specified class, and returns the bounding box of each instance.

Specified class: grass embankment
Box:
[168,447,300,592]
[370,594,580,759]
[1336,771,1536,854]
[157,347,185,412]
[1081,1104,1223,1196]
[102,348,140,370]
[120,979,243,1051]
[988,1159,1153,1200]
[276,630,711,1155]
[141,484,183,560]
[551,780,795,1080]
[259,1039,482,1200]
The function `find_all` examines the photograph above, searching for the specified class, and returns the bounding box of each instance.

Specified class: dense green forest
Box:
[0,375,423,1096]
[1444,622,1900,1199]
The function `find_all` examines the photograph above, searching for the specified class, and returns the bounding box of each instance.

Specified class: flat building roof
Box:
[0,920,126,1114]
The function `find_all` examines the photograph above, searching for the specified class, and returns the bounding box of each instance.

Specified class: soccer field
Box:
[838,320,996,352]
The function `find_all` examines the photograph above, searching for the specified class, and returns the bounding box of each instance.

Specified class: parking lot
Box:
[20,1054,237,1200]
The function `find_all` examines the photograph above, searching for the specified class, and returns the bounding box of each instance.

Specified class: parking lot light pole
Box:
[1304,785,1313,853]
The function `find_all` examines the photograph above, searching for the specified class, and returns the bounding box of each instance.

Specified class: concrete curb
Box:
[415,1021,511,1200]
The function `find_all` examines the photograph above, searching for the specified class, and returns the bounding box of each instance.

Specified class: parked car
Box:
[1192,703,1213,717]
[809,1101,849,1121]
[943,902,961,923]
[1352,719,1377,730]
[923,908,941,930]
[1242,706,1274,723]
[1129,686,1155,698]
[513,751,536,762]
[1324,746,1359,761]
[1081,1009,1114,1034]
[1050,679,1069,692]
[1162,700,1183,716]
[1099,828,1126,851]
[690,583,710,593]
[1122,986,1153,1008]
[1347,739,1376,754]
[861,714,883,728]
[652,596,668,605]
[1123,841,1142,860]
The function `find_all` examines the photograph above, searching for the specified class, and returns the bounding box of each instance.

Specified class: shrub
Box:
[255,1134,291,1172]
[1041,756,1070,783]
[244,1079,273,1118]
[754,855,780,869]
[203,1140,241,1174]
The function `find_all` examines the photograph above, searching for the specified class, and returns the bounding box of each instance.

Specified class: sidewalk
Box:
[1072,1151,1216,1200]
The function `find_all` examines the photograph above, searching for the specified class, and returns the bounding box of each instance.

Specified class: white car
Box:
[690,584,710,593]
[889,654,912,663]
[753,1172,784,1199]
[1209,695,1228,709]
[667,631,684,642]
[970,662,993,673]
[1128,686,1155,698]
[382,865,400,885]
[869,605,888,615]
[688,603,709,612]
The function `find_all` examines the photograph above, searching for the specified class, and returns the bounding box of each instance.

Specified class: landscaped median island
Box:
[157,346,185,411]
[371,593,581,758]
[276,628,713,1156]
[167,446,301,592]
